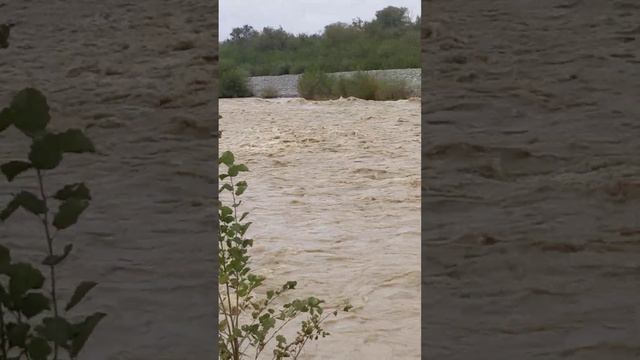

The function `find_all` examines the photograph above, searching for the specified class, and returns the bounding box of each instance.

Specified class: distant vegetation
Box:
[219,65,253,98]
[220,6,420,77]
[297,70,412,101]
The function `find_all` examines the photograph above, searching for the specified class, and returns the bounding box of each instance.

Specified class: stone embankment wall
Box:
[247,68,421,98]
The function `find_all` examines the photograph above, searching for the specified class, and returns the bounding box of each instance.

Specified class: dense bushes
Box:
[372,78,412,101]
[219,66,253,98]
[297,70,411,101]
[297,70,334,100]
[220,6,420,76]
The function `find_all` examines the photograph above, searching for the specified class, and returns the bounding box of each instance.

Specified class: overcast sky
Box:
[219,0,421,41]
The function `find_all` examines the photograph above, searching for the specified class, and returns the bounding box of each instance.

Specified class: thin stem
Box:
[260,315,298,360]
[238,291,283,352]
[218,236,234,340]
[229,176,241,334]
[293,313,332,360]
[292,337,309,360]
[218,291,234,346]
[219,225,240,360]
[36,169,58,360]
[226,175,245,359]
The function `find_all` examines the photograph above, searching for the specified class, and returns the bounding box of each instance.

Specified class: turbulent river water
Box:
[220,97,421,359]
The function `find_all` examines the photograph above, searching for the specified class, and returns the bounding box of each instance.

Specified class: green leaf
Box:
[219,151,235,166]
[42,243,73,266]
[8,263,45,297]
[53,183,91,201]
[220,206,233,217]
[0,197,20,221]
[235,181,248,196]
[219,273,229,285]
[228,164,249,177]
[1,191,46,221]
[38,317,72,346]
[15,191,46,214]
[219,183,233,193]
[228,165,240,177]
[1,161,32,181]
[19,292,51,318]
[69,312,106,357]
[27,337,52,360]
[65,281,97,311]
[29,132,62,170]
[56,129,95,153]
[7,322,30,347]
[10,88,50,137]
[53,198,89,230]
[307,297,321,307]
[219,319,228,332]
[0,107,13,132]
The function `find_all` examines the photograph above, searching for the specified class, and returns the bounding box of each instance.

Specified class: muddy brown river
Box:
[220,97,421,359]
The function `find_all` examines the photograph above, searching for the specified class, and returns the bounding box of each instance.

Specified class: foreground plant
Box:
[218,151,351,360]
[0,88,105,359]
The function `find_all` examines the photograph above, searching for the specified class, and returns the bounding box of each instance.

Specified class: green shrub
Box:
[330,76,349,98]
[299,70,412,101]
[259,86,279,99]
[374,79,412,100]
[342,71,379,100]
[220,67,253,98]
[290,63,307,74]
[217,151,351,360]
[297,70,336,100]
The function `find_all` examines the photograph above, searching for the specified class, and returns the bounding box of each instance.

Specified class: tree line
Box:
[220,6,420,77]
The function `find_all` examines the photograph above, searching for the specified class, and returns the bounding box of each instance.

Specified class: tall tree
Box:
[373,6,411,29]
[229,25,258,42]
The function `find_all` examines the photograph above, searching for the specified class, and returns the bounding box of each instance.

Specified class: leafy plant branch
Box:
[218,151,351,360]
[0,88,105,360]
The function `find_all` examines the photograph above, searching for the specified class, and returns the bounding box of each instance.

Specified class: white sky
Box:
[219,0,421,41]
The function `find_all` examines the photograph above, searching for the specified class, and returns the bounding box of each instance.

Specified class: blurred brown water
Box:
[1,1,217,358]
[423,1,640,359]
